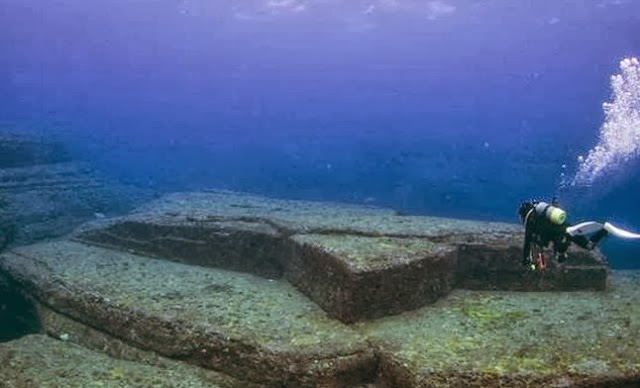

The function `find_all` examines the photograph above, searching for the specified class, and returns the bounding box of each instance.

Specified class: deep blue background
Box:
[1,0,640,267]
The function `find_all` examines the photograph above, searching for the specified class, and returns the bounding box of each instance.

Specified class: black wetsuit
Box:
[520,202,608,266]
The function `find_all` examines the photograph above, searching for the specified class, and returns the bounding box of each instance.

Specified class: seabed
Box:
[0,191,638,387]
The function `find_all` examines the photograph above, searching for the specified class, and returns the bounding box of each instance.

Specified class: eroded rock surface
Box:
[0,334,262,388]
[360,270,640,387]
[75,191,609,322]
[0,133,153,245]
[0,132,71,168]
[1,190,628,387]
[287,234,457,322]
[0,241,375,387]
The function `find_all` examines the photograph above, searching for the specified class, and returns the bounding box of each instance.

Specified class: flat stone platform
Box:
[74,191,608,322]
[0,334,261,387]
[359,270,640,387]
[1,241,374,387]
[1,191,633,387]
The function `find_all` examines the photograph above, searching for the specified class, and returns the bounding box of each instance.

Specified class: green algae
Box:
[460,297,529,329]
[293,234,440,271]
[360,272,640,382]
[0,334,255,387]
[5,241,366,354]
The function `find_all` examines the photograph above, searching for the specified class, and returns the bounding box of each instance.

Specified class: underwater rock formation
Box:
[0,199,14,252]
[75,191,608,322]
[0,132,71,168]
[0,132,154,246]
[0,334,264,387]
[1,241,376,387]
[0,191,637,387]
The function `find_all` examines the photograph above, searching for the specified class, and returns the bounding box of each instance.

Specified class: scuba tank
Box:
[534,201,567,225]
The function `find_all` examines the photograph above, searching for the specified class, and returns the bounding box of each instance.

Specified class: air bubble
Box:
[571,57,640,186]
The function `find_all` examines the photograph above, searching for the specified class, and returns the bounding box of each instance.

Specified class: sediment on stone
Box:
[73,191,612,323]
[129,191,520,241]
[0,132,155,247]
[0,241,376,387]
[0,334,263,388]
[455,243,609,291]
[362,271,640,388]
[75,218,291,278]
[287,234,457,323]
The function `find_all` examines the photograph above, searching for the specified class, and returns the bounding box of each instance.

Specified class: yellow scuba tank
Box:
[534,202,567,225]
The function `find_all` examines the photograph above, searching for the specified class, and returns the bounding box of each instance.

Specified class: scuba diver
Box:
[518,198,640,271]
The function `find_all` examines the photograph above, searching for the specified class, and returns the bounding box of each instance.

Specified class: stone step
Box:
[0,334,263,387]
[0,241,375,387]
[74,191,609,322]
[287,234,456,323]
[358,270,640,387]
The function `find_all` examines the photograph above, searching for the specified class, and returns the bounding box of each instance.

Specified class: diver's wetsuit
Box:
[519,201,608,266]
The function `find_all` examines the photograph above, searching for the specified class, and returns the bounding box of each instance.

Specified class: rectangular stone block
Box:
[456,243,609,291]
[76,218,290,278]
[287,235,457,322]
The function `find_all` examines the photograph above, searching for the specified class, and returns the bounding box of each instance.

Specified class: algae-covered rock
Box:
[74,190,610,323]
[360,270,640,387]
[455,242,609,291]
[0,132,155,246]
[288,234,457,322]
[0,241,375,386]
[0,334,261,388]
[0,189,627,387]
[75,217,289,278]
[129,191,519,240]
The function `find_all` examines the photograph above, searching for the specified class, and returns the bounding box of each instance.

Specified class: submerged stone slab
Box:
[456,242,609,291]
[288,234,457,323]
[74,191,609,323]
[359,270,640,387]
[128,191,519,240]
[0,241,375,387]
[0,161,153,245]
[76,217,289,278]
[0,334,260,388]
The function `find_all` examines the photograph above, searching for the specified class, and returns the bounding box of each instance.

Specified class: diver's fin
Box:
[566,221,605,237]
[603,222,640,239]
[567,221,640,239]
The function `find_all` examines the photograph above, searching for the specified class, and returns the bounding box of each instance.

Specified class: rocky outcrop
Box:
[0,132,154,246]
[0,132,71,168]
[0,202,14,251]
[1,190,634,387]
[75,191,609,322]
[363,271,640,387]
[1,241,376,387]
[0,334,264,387]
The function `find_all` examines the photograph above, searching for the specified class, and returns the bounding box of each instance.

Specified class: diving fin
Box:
[567,221,640,239]
[603,222,640,239]
[566,221,605,236]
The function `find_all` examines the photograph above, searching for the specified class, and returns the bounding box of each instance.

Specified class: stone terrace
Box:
[2,190,636,387]
[74,191,608,322]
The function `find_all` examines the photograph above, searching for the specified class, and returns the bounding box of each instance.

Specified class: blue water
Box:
[2,0,640,267]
